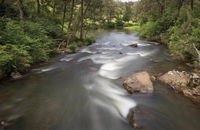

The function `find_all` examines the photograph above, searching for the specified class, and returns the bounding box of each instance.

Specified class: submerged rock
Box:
[127,110,137,128]
[159,70,200,103]
[129,44,138,48]
[10,72,23,80]
[123,71,154,94]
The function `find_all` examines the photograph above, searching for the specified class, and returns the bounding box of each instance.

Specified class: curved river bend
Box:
[0,30,200,130]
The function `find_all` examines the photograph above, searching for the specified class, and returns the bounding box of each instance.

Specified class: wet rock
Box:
[127,110,142,130]
[151,76,156,81]
[59,48,72,54]
[119,51,123,54]
[127,110,137,128]
[0,114,22,128]
[10,72,23,80]
[159,70,200,103]
[129,44,138,48]
[159,70,190,89]
[0,121,10,127]
[89,67,98,71]
[123,71,154,94]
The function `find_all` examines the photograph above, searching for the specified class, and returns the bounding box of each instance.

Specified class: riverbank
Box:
[0,37,95,81]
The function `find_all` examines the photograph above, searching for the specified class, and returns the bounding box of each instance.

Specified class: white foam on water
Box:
[78,54,116,64]
[60,54,77,62]
[126,50,155,57]
[91,97,121,119]
[79,48,97,54]
[98,47,123,51]
[121,42,151,47]
[86,77,136,119]
[41,67,56,72]
[102,41,111,45]
[99,55,138,79]
[60,57,73,62]
[137,43,151,47]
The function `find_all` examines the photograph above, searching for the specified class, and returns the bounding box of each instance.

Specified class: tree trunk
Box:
[17,0,24,21]
[177,0,185,14]
[62,0,67,31]
[67,0,75,31]
[53,1,56,16]
[66,0,75,46]
[80,0,84,40]
[69,0,91,43]
[155,0,165,14]
[36,0,40,14]
[193,43,200,65]
[191,0,194,10]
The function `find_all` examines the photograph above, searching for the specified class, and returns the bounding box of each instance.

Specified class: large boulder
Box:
[123,72,154,94]
[159,70,200,103]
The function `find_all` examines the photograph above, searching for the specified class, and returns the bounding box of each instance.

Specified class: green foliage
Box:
[68,44,77,52]
[135,0,200,62]
[168,26,192,60]
[0,44,31,73]
[106,22,116,28]
[68,37,96,52]
[115,18,124,27]
[0,18,56,74]
[139,21,160,40]
[85,37,96,45]
[34,17,65,39]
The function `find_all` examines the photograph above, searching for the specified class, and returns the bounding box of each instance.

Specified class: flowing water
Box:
[0,30,200,130]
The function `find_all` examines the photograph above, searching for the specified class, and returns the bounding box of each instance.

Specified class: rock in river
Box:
[10,72,23,80]
[129,44,138,48]
[159,70,200,103]
[123,71,154,94]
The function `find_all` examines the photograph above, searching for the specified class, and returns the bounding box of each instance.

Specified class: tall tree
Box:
[62,0,67,31]
[36,0,40,14]
[17,0,24,21]
[80,0,84,40]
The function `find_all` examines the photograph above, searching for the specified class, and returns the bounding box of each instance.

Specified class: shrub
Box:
[139,21,160,40]
[115,18,124,27]
[85,37,95,45]
[0,19,54,64]
[68,44,77,52]
[0,44,31,74]
[106,22,116,28]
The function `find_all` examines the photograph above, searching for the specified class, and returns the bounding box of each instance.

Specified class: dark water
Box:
[0,30,200,130]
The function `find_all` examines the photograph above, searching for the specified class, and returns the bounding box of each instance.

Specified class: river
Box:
[0,30,200,130]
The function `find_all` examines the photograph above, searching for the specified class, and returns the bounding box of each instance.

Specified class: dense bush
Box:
[68,37,96,52]
[0,44,31,74]
[138,5,200,62]
[0,18,55,74]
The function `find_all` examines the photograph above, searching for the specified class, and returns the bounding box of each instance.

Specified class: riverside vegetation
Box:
[133,0,200,63]
[0,0,136,79]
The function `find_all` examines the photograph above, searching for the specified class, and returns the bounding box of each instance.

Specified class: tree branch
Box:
[193,43,200,65]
